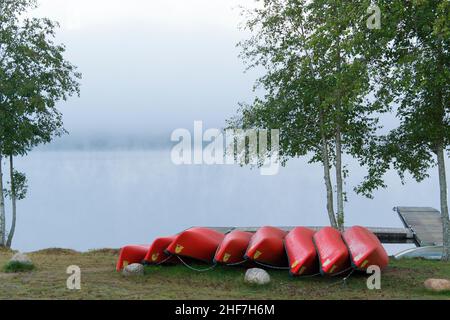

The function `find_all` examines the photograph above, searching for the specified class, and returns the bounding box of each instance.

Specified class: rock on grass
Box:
[424,278,450,292]
[244,268,271,285]
[2,252,35,273]
[123,263,145,277]
[10,252,32,264]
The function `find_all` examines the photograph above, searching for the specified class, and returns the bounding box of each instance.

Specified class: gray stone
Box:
[10,252,32,265]
[244,268,271,285]
[122,263,144,276]
[424,278,450,292]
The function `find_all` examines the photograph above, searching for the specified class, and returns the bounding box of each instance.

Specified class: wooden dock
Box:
[204,226,415,244]
[395,207,444,246]
[201,206,444,246]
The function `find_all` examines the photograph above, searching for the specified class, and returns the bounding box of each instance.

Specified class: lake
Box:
[7,149,441,255]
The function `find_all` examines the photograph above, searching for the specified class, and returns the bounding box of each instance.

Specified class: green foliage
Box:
[3,260,35,273]
[362,0,449,183]
[0,0,81,157]
[0,0,81,246]
[228,0,390,227]
[233,0,384,167]
[5,170,28,201]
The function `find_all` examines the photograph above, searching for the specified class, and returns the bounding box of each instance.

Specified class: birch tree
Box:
[365,0,450,261]
[0,0,81,247]
[229,0,386,229]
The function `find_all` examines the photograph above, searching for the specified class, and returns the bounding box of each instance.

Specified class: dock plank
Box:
[395,207,443,246]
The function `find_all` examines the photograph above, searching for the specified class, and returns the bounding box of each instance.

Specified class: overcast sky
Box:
[31,0,260,146]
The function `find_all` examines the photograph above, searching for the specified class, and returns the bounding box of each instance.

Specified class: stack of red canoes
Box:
[117,225,389,276]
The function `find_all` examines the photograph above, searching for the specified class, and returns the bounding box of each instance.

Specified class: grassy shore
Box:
[0,248,449,300]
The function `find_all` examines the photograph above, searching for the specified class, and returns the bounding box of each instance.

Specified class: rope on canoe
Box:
[330,266,354,278]
[225,260,248,267]
[327,268,356,288]
[177,256,217,273]
[297,272,322,279]
[342,269,355,283]
[156,255,175,266]
[141,254,174,267]
[253,260,290,271]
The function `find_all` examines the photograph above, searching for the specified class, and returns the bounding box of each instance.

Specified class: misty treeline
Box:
[0,0,80,248]
[229,0,449,260]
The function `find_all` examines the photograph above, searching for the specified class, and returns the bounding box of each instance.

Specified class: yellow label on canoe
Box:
[254,251,262,260]
[175,244,184,254]
[151,253,159,262]
[323,259,332,267]
[354,254,364,262]
[361,260,369,269]
[223,253,231,263]
[298,266,307,275]
[291,261,300,269]
[330,265,337,274]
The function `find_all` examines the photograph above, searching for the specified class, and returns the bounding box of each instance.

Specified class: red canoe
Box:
[343,226,389,270]
[214,230,253,265]
[143,235,178,265]
[285,227,319,276]
[245,226,288,267]
[116,245,149,271]
[313,227,350,275]
[166,227,225,263]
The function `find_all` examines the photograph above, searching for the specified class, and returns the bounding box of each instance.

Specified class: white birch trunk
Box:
[320,114,337,228]
[437,145,449,261]
[335,128,344,231]
[6,155,16,248]
[0,154,6,246]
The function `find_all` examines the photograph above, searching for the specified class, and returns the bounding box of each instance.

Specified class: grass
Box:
[0,249,449,300]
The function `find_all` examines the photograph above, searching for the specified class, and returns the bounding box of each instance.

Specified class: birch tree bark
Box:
[6,155,16,248]
[0,154,6,246]
[335,39,344,231]
[437,145,449,261]
[320,113,337,228]
[335,128,344,230]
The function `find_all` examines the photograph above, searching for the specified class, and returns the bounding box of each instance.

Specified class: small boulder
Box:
[10,252,32,265]
[244,268,271,285]
[122,263,144,277]
[424,278,450,292]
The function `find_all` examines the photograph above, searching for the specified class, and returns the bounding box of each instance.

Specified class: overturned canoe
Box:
[343,226,389,270]
[245,226,288,267]
[116,245,149,271]
[314,227,350,275]
[285,227,319,276]
[214,230,253,265]
[143,235,178,265]
[166,227,225,263]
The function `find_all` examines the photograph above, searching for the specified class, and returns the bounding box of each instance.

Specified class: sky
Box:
[31,0,260,148]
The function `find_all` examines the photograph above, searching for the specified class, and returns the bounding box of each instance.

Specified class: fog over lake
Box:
[5,0,445,255]
[8,148,446,254]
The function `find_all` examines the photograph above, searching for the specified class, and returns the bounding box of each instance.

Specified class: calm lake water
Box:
[7,149,443,255]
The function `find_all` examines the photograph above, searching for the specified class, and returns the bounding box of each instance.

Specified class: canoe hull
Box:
[166,227,225,263]
[314,227,350,275]
[116,245,149,271]
[245,226,288,267]
[343,226,389,270]
[214,230,253,265]
[285,227,319,276]
[143,236,178,265]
